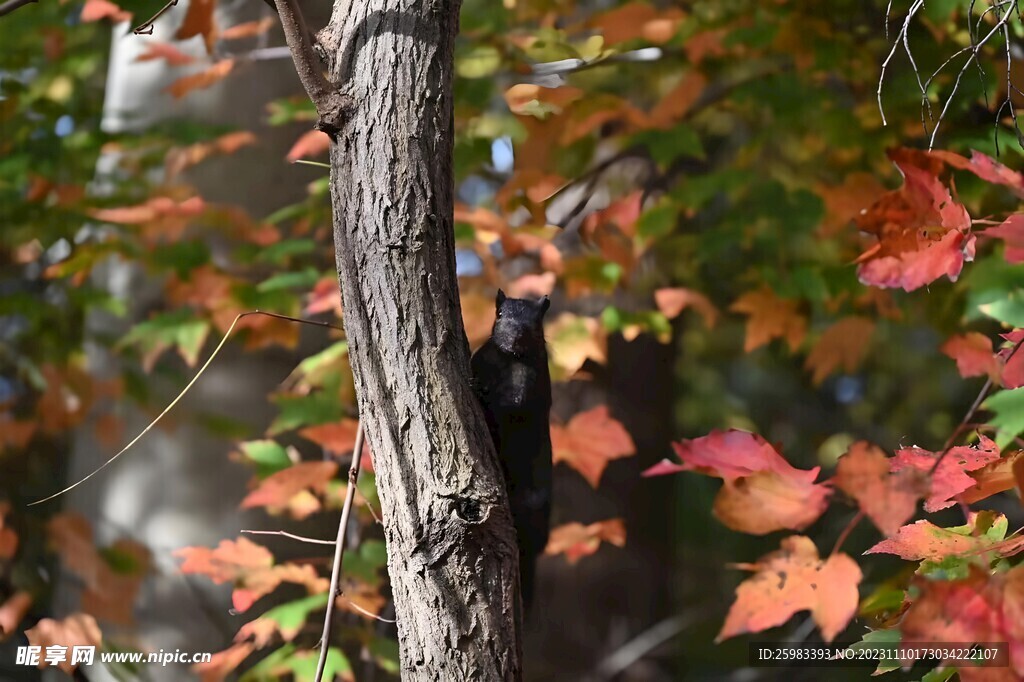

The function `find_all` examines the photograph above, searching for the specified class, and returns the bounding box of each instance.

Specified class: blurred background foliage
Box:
[2,0,1024,680]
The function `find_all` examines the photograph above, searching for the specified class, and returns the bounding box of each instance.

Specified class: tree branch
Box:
[0,0,37,19]
[315,421,366,682]
[272,0,349,139]
[239,529,336,545]
[132,0,178,36]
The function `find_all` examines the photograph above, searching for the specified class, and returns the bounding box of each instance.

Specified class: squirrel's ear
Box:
[538,295,550,313]
[496,289,507,308]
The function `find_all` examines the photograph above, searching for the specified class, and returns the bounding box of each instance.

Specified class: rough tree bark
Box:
[288,0,524,679]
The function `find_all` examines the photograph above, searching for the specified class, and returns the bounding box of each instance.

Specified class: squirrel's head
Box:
[490,289,550,357]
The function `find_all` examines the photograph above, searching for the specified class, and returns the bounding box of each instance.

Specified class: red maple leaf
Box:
[855,151,974,291]
[983,214,1024,264]
[998,329,1024,389]
[900,565,1024,680]
[959,450,1024,504]
[644,430,831,534]
[544,519,626,563]
[552,406,636,487]
[718,536,861,643]
[942,332,1000,381]
[930,149,1024,198]
[890,436,1001,512]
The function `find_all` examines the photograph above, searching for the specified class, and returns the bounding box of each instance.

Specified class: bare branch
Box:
[314,421,366,682]
[240,529,336,545]
[0,0,36,18]
[29,310,344,506]
[878,0,923,127]
[879,0,1023,149]
[133,0,178,36]
[830,510,865,556]
[272,0,350,138]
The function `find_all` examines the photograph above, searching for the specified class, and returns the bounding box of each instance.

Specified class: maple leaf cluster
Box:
[645,429,1023,651]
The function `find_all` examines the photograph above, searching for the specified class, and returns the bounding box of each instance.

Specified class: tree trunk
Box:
[320,2,523,679]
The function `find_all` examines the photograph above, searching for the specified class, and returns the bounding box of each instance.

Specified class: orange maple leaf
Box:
[866,513,1024,562]
[25,614,102,674]
[644,430,832,535]
[194,643,255,682]
[941,332,1001,381]
[0,591,32,639]
[176,538,327,613]
[654,287,718,327]
[299,419,363,457]
[545,519,626,563]
[220,17,276,40]
[304,276,343,317]
[47,513,151,624]
[240,461,338,518]
[460,290,498,350]
[590,3,684,45]
[718,536,861,643]
[804,316,875,385]
[730,289,807,353]
[713,470,832,535]
[135,41,196,67]
[930,148,1024,198]
[177,537,273,583]
[80,0,130,23]
[165,60,235,99]
[174,0,218,53]
[959,450,1024,504]
[551,406,636,487]
[165,131,257,179]
[286,130,331,162]
[833,441,924,536]
[0,413,36,451]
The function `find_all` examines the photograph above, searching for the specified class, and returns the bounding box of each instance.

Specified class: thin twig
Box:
[831,510,865,556]
[878,0,923,126]
[29,310,344,506]
[339,592,397,623]
[240,529,336,545]
[133,0,178,35]
[0,0,36,18]
[929,338,1024,475]
[355,485,382,524]
[879,0,1021,148]
[315,421,366,682]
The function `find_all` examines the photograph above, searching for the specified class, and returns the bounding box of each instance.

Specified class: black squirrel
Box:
[471,289,552,611]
